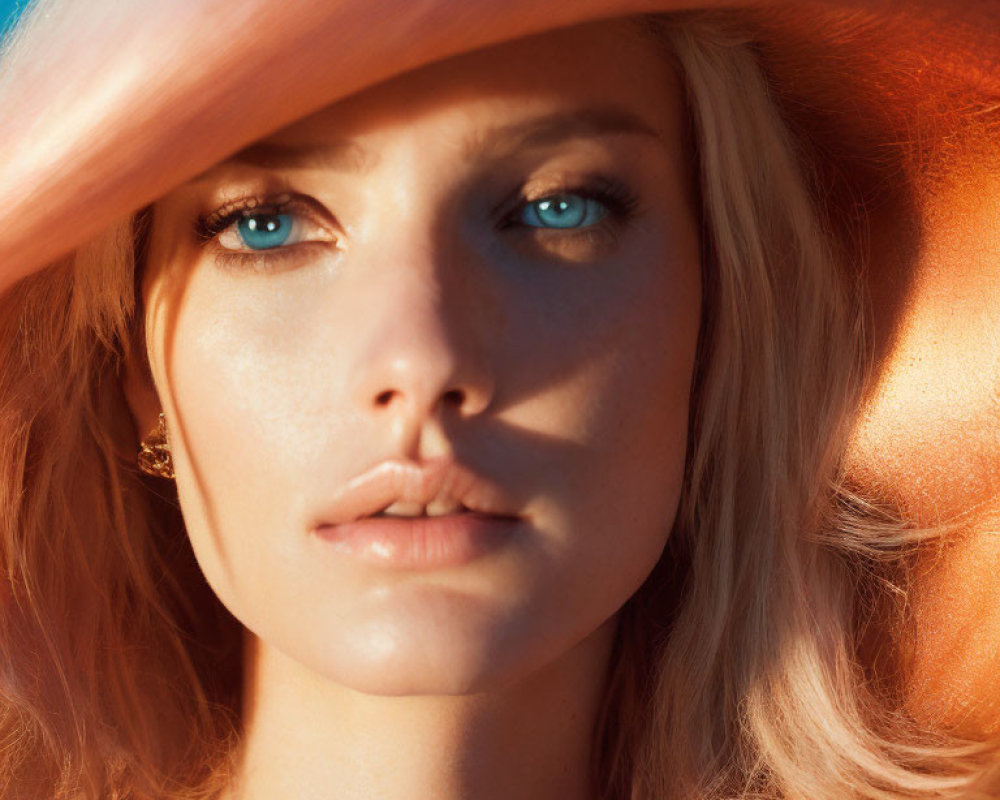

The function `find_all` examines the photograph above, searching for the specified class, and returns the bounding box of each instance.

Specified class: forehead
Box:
[254,19,681,153]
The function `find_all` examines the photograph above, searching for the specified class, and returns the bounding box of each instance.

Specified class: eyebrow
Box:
[209,139,373,175]
[194,106,662,180]
[467,107,663,161]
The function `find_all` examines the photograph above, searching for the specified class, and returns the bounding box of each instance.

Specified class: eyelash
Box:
[195,193,330,272]
[194,178,641,272]
[500,177,640,233]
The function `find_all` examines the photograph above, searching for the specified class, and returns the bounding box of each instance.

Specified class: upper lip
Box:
[312,457,523,527]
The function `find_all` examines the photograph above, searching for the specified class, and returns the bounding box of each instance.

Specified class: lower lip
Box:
[312,512,520,569]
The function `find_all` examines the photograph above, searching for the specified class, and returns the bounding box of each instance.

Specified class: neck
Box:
[228,618,619,800]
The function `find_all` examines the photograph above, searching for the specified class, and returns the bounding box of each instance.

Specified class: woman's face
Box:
[134,20,700,695]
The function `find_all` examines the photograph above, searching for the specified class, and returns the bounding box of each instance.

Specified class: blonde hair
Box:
[0,10,996,800]
[594,17,1000,800]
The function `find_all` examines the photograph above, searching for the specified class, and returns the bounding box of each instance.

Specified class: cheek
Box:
[521,241,700,591]
[148,267,351,608]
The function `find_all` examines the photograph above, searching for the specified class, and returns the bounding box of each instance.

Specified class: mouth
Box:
[309,459,526,569]
[368,498,472,519]
[310,457,523,528]
[367,502,522,521]
[313,507,523,569]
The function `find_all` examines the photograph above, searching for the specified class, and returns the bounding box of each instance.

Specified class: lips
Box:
[310,457,523,528]
[309,458,524,569]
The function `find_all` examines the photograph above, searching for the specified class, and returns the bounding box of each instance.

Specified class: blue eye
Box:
[237,213,294,250]
[520,194,609,229]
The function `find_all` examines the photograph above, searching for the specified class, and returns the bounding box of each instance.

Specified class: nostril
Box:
[442,389,464,406]
[371,387,469,410]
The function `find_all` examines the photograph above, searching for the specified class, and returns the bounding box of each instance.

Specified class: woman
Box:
[1,4,998,800]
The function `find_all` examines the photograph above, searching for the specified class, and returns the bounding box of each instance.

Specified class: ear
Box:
[120,320,162,439]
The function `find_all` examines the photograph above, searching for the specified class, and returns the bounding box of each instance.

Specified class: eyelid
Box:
[191,192,342,275]
[496,175,640,231]
[213,241,331,274]
[195,192,339,249]
[217,210,329,253]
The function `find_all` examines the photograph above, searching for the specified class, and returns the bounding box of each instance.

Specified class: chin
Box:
[307,626,529,697]
[263,591,552,697]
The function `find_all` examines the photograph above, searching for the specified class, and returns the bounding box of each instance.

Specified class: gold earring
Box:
[137,412,175,479]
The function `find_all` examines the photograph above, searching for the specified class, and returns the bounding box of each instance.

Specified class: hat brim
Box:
[0,0,996,291]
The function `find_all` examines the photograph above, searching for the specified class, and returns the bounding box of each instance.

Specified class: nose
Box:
[347,240,498,436]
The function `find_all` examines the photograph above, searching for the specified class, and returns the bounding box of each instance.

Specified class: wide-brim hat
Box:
[0,0,997,293]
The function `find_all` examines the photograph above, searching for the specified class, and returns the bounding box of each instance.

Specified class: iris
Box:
[521,194,608,229]
[238,214,293,250]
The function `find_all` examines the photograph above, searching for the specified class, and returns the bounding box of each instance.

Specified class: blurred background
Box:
[0,0,29,39]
